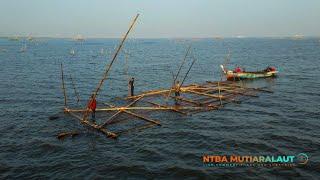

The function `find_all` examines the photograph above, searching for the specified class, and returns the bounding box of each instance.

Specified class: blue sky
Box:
[0,0,319,38]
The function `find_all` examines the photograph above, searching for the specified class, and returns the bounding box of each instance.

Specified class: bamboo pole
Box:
[67,111,117,139]
[165,46,191,101]
[104,103,161,126]
[126,89,170,99]
[102,110,122,126]
[185,89,224,99]
[100,96,143,127]
[60,63,67,107]
[66,106,173,112]
[122,110,161,126]
[218,81,222,106]
[70,74,81,104]
[144,100,188,115]
[182,87,222,91]
[175,96,202,106]
[65,105,206,112]
[93,14,139,97]
[174,46,191,83]
[202,93,241,105]
[102,117,130,126]
[126,84,205,100]
[178,52,197,90]
[82,14,140,121]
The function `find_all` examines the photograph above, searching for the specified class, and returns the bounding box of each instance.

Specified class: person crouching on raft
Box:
[88,94,97,120]
[174,81,181,105]
[234,67,243,73]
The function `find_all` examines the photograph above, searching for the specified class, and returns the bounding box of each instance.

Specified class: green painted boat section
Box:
[227,71,277,80]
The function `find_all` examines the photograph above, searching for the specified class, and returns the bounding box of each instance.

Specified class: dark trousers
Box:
[92,109,96,119]
[130,86,134,96]
[175,91,180,105]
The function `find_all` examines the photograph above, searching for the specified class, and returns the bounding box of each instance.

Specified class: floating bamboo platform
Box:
[61,80,272,139]
[55,14,274,140]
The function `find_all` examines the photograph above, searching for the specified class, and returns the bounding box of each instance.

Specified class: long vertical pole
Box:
[173,46,191,84]
[93,14,139,97]
[178,51,197,89]
[165,46,191,101]
[218,81,222,106]
[60,63,67,107]
[82,14,139,121]
[70,75,80,104]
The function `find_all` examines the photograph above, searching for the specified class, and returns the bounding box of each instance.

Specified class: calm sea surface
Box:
[0,38,319,179]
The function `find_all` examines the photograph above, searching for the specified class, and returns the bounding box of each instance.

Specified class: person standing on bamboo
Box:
[88,94,97,120]
[174,80,181,105]
[128,77,134,97]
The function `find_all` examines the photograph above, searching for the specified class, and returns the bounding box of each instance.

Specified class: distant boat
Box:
[292,34,304,40]
[70,49,75,56]
[9,36,20,41]
[74,35,85,41]
[19,44,27,53]
[27,35,33,41]
[213,36,223,40]
[236,35,245,38]
[0,48,8,52]
[100,48,105,55]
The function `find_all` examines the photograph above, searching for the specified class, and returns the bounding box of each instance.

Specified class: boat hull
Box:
[226,71,278,81]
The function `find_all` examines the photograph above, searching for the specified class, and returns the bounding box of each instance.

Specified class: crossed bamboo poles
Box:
[58,14,273,139]
[62,80,272,139]
[62,63,273,140]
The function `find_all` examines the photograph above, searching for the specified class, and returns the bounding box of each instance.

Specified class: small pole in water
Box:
[218,81,222,106]
[60,63,68,108]
[70,74,81,104]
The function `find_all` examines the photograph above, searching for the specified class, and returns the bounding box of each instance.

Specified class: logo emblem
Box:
[297,153,308,165]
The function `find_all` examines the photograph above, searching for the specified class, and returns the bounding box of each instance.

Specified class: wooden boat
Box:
[220,65,278,81]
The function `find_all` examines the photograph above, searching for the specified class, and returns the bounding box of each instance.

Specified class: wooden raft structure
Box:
[62,79,273,139]
[57,14,273,140]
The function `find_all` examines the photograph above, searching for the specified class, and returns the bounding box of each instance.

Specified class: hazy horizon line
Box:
[1,34,319,39]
